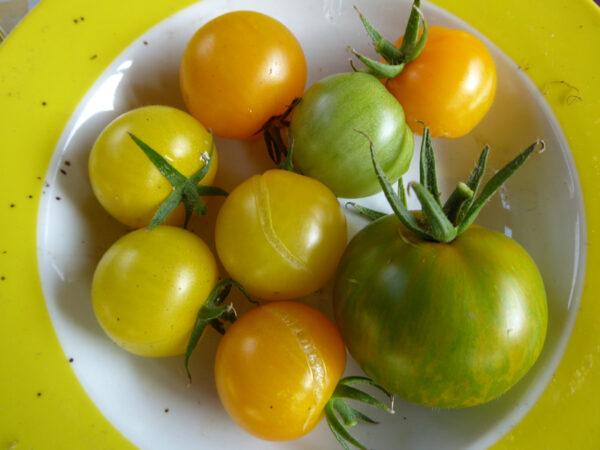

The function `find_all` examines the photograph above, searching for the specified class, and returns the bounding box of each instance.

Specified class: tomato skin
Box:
[180,11,306,140]
[214,301,347,441]
[387,26,497,138]
[215,169,347,300]
[88,105,218,229]
[289,72,413,199]
[333,215,547,408]
[91,226,218,357]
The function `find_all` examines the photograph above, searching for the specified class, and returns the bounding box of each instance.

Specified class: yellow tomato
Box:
[91,226,218,357]
[214,301,347,441]
[89,105,218,229]
[179,11,306,140]
[214,169,347,300]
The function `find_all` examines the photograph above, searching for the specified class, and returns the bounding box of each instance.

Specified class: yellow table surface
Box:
[0,0,598,448]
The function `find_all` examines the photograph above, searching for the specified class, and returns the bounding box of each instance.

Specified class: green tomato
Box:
[289,72,413,199]
[333,215,548,408]
[92,226,218,357]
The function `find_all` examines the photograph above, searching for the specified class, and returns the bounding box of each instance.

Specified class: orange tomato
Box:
[214,301,347,441]
[386,26,496,138]
[179,11,306,140]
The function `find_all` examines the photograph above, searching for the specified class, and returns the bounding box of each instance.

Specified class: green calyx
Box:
[351,0,427,78]
[128,132,228,230]
[354,127,545,243]
[277,141,296,172]
[325,376,394,450]
[184,278,254,381]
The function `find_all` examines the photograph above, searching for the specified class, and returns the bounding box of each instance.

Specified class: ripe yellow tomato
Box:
[91,226,218,357]
[88,105,218,229]
[214,301,347,441]
[386,26,497,138]
[214,169,347,300]
[179,11,306,140]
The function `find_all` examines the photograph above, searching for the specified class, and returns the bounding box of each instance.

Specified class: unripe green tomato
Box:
[289,72,413,199]
[334,215,548,408]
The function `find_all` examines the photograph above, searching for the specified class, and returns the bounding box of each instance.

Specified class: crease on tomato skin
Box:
[263,304,326,432]
[251,174,311,272]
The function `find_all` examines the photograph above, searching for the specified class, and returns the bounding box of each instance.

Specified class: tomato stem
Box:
[128,132,227,230]
[345,202,387,221]
[408,181,456,242]
[443,146,488,224]
[277,141,296,172]
[325,376,394,450]
[418,126,441,206]
[443,182,474,225]
[456,139,544,234]
[397,1,427,64]
[352,0,428,78]
[356,129,430,239]
[261,97,301,166]
[346,176,406,222]
[184,278,253,381]
[360,126,544,242]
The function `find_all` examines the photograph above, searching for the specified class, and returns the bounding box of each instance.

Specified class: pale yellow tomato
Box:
[91,226,218,357]
[89,105,218,229]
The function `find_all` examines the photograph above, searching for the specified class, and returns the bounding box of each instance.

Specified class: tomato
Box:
[386,26,497,138]
[91,226,218,357]
[180,11,306,140]
[334,217,547,408]
[88,105,218,229]
[289,72,414,199]
[214,169,347,300]
[214,301,347,441]
[333,129,548,408]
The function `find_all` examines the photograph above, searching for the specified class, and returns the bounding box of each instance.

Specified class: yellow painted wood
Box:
[0,0,598,448]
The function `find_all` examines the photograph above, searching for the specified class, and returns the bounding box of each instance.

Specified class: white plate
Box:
[36,0,586,448]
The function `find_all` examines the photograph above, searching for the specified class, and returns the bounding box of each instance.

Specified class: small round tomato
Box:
[180,11,306,140]
[386,26,496,138]
[214,169,347,300]
[289,72,414,199]
[88,105,218,229]
[214,301,347,441]
[91,226,218,357]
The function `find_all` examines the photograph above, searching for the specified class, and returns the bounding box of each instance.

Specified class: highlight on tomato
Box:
[180,11,307,140]
[88,105,222,229]
[213,301,393,448]
[334,127,547,408]
[353,0,497,138]
[91,226,221,358]
[214,168,347,300]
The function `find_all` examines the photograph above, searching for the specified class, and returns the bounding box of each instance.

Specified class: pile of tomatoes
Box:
[86,2,548,448]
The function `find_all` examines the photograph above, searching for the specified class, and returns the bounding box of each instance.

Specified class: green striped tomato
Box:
[289,72,413,199]
[333,215,548,408]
